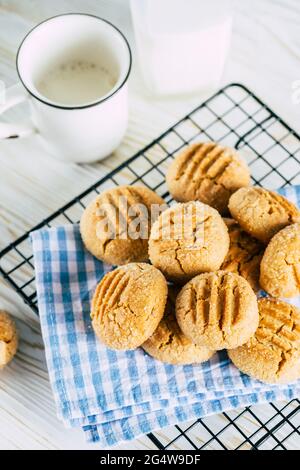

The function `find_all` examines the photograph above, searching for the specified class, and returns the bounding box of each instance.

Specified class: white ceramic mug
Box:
[0,14,132,163]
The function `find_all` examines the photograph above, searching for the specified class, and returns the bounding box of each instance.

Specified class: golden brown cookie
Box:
[0,311,18,368]
[142,286,215,365]
[166,142,250,214]
[148,201,230,283]
[228,187,300,243]
[260,223,300,298]
[176,271,258,350]
[221,218,264,291]
[228,298,300,384]
[80,185,166,265]
[91,263,168,350]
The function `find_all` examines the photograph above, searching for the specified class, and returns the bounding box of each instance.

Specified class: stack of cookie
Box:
[80,142,300,385]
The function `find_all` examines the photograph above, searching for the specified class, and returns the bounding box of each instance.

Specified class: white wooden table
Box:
[0,0,299,450]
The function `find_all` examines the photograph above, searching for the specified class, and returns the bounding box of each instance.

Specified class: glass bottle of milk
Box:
[130,0,233,95]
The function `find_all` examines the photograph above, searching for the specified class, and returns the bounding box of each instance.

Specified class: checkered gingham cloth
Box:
[31,185,300,447]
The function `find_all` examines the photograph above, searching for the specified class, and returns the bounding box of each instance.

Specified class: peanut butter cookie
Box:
[228,187,300,243]
[91,263,168,350]
[80,185,166,265]
[166,142,250,214]
[228,298,300,384]
[260,223,300,298]
[176,271,258,350]
[221,218,264,291]
[0,311,18,368]
[142,286,215,365]
[148,201,230,283]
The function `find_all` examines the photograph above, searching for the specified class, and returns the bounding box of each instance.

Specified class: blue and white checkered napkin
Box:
[31,185,300,447]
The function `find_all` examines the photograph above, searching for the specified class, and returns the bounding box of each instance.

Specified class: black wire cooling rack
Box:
[0,83,300,450]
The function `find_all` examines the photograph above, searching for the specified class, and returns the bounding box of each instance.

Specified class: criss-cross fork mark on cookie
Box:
[156,202,213,242]
[260,189,299,219]
[229,187,300,243]
[91,263,168,350]
[228,298,300,384]
[255,299,300,354]
[185,272,243,331]
[176,271,258,350]
[167,142,250,213]
[92,269,131,322]
[175,143,231,184]
[80,185,165,265]
[96,186,154,238]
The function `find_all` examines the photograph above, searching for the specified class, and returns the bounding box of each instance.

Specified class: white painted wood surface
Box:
[0,0,299,450]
